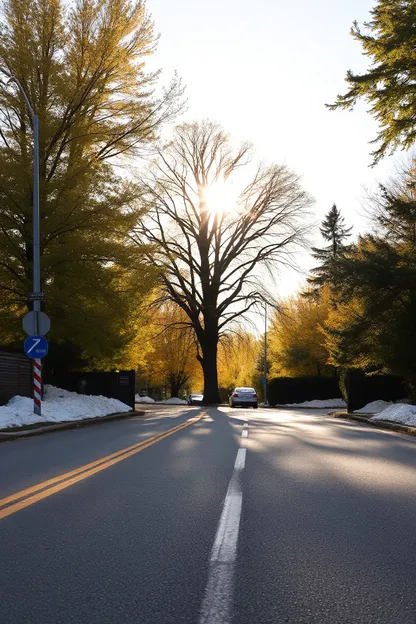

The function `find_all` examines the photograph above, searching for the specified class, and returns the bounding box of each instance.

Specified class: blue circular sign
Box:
[24,336,48,359]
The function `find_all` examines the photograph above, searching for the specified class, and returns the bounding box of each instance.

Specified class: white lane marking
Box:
[232,447,246,473]
[199,441,246,623]
[241,429,248,438]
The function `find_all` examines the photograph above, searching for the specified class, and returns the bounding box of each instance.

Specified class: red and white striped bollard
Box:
[33,358,42,416]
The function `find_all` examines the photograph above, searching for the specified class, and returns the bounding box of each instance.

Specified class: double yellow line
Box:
[0,413,205,521]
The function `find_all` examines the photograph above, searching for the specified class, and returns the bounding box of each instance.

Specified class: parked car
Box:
[229,387,258,408]
[187,393,204,405]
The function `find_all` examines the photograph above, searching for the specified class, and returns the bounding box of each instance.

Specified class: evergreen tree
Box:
[376,181,416,246]
[328,0,416,163]
[323,163,416,399]
[307,204,352,293]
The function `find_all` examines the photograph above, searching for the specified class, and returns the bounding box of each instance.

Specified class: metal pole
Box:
[10,77,42,415]
[32,114,41,416]
[263,301,268,406]
[32,114,41,299]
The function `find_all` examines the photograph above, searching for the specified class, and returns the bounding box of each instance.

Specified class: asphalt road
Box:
[1,406,415,623]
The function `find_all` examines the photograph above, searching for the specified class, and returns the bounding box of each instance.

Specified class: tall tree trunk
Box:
[199,338,221,404]
[170,379,181,398]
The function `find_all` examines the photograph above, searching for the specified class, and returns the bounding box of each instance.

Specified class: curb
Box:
[331,411,416,437]
[0,410,146,442]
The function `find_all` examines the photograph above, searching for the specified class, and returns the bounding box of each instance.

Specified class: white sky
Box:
[146,0,402,298]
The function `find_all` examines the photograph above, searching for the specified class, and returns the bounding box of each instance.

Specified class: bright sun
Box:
[200,180,239,216]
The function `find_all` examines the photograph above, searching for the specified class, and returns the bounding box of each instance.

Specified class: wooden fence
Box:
[0,348,32,403]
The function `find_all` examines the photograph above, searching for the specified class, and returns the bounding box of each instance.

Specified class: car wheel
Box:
[253,403,258,409]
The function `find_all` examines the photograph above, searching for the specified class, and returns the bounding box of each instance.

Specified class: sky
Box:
[146,0,401,297]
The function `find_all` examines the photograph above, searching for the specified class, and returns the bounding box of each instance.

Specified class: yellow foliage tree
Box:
[142,302,202,397]
[0,0,181,368]
[217,331,259,391]
[268,288,334,377]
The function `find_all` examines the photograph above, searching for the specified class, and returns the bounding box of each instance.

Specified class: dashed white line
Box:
[199,427,247,624]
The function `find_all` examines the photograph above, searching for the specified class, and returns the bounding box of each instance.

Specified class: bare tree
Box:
[134,121,312,404]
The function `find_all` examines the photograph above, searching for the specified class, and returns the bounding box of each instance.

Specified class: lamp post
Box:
[263,300,268,407]
[8,76,42,415]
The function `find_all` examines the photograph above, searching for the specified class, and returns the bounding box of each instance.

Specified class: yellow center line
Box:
[1,419,189,507]
[0,413,205,521]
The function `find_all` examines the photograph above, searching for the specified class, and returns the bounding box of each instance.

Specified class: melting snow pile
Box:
[284,399,347,408]
[354,400,392,414]
[371,403,416,427]
[135,395,155,404]
[161,397,188,405]
[0,385,131,429]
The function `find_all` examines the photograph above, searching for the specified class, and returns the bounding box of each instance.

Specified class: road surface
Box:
[0,405,415,623]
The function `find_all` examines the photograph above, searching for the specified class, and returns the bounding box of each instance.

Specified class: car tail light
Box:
[252,393,257,398]
[233,393,239,398]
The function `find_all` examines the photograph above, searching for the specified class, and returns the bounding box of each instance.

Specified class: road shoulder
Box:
[0,410,146,442]
[331,411,416,437]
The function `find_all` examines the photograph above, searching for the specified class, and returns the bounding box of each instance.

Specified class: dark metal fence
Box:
[46,370,136,410]
[0,347,32,403]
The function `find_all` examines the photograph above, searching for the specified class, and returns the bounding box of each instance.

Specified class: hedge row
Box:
[266,372,408,412]
[267,376,340,406]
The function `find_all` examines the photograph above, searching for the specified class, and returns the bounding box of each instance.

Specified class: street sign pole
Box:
[263,301,268,407]
[11,77,42,416]
[11,76,51,418]
[32,114,41,416]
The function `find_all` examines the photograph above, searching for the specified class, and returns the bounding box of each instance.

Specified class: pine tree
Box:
[376,181,416,246]
[327,0,416,163]
[323,163,416,399]
[307,204,352,293]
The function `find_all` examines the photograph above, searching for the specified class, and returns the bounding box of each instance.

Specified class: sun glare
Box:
[200,180,239,217]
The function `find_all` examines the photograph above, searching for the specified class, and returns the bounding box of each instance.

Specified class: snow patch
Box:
[135,395,155,404]
[282,398,347,408]
[160,397,188,405]
[0,385,131,429]
[371,403,416,427]
[354,400,392,414]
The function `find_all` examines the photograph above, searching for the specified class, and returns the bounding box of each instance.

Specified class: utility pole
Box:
[263,301,268,406]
